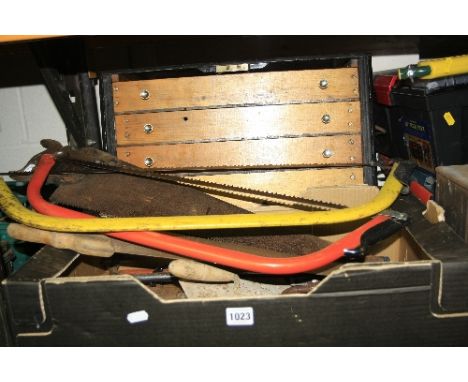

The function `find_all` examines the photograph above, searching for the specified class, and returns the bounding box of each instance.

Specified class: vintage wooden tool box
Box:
[100,55,376,187]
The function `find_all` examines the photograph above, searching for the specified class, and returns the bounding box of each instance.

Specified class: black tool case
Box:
[1,195,468,346]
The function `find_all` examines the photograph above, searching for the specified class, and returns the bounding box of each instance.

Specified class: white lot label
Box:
[226,307,254,326]
[127,310,149,324]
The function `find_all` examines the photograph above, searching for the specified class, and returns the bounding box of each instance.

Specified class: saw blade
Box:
[55,156,346,210]
[51,172,251,218]
[172,174,345,210]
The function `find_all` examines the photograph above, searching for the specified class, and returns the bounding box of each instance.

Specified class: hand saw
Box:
[52,155,346,211]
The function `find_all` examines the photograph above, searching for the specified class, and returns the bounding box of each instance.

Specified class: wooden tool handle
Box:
[7,223,115,257]
[7,223,182,260]
[168,259,236,283]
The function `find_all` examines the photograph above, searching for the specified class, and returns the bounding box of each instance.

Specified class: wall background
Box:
[0,85,67,172]
[0,53,419,174]
[371,54,419,72]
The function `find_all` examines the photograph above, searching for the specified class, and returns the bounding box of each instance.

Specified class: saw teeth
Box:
[174,176,345,210]
[55,157,348,211]
[173,182,333,211]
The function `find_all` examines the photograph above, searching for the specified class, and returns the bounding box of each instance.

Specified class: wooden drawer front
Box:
[115,101,361,145]
[188,168,364,190]
[116,135,362,170]
[113,68,359,113]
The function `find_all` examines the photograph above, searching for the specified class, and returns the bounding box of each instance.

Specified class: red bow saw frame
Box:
[24,155,406,275]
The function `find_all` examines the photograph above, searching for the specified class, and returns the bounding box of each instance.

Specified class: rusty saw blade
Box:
[54,155,346,211]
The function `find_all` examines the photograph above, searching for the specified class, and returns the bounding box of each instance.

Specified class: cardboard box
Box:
[436,164,468,243]
[2,193,468,346]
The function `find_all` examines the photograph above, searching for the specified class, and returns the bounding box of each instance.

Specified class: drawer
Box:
[115,101,361,145]
[116,134,362,170]
[112,68,359,113]
[186,167,364,190]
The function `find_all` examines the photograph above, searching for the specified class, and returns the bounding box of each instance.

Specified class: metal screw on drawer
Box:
[143,124,154,134]
[321,114,331,124]
[319,79,328,89]
[322,149,334,158]
[140,89,150,100]
[144,157,154,167]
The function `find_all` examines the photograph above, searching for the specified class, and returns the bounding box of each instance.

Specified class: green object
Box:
[0,181,31,273]
[398,65,431,80]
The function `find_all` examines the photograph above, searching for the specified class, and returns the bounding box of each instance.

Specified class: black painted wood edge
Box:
[100,72,116,156]
[359,55,376,185]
